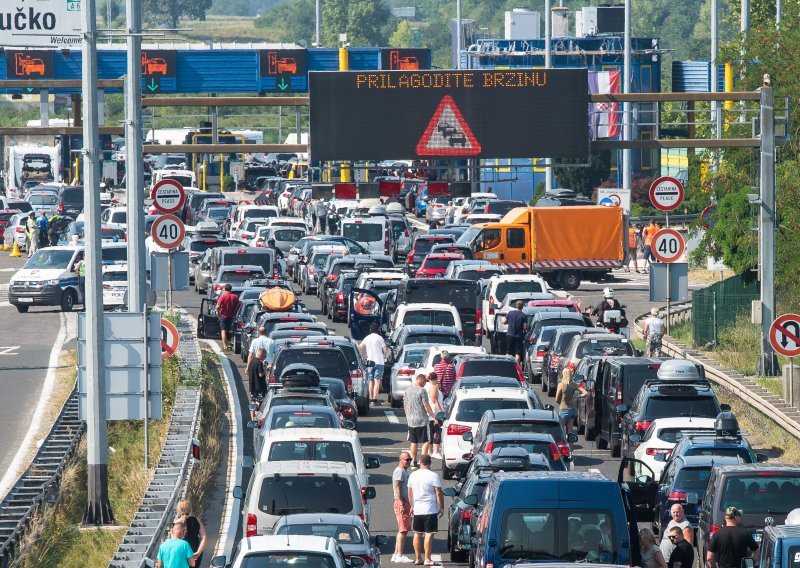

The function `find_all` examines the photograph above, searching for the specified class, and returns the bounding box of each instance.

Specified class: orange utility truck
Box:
[463,205,626,290]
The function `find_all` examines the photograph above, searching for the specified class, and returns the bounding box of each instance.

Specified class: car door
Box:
[618,458,657,521]
[349,288,383,341]
[198,298,221,339]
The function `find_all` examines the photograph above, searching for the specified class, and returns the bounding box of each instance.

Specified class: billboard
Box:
[0,0,83,48]
[309,69,589,161]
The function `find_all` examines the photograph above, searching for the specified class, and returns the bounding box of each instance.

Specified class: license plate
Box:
[18,297,33,303]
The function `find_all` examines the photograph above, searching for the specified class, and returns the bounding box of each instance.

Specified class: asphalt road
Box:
[173,265,654,566]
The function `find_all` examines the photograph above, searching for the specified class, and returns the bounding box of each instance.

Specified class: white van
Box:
[340,217,390,256]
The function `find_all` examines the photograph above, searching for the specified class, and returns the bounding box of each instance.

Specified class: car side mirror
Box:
[567,432,578,444]
[461,452,474,460]
[463,494,479,506]
[201,263,210,270]
[343,420,356,430]
[756,453,768,463]
[543,404,554,411]
[462,431,473,442]
[366,456,381,469]
[242,456,254,468]
[443,487,457,497]
[210,556,227,568]
[374,535,390,548]
[362,486,377,500]
[232,486,244,499]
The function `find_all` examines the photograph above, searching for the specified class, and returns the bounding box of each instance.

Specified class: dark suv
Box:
[619,360,727,462]
[58,186,84,217]
[541,326,604,396]
[593,357,670,455]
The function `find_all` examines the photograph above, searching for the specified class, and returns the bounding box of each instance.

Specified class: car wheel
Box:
[390,395,402,409]
[442,460,454,481]
[357,399,370,416]
[596,434,608,449]
[451,548,469,563]
[15,305,29,313]
[611,439,622,458]
[60,289,76,312]
[577,415,585,435]
[559,270,581,291]
[585,424,596,442]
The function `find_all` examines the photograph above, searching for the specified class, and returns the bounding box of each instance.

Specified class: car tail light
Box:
[646,448,671,456]
[557,441,570,457]
[516,363,525,383]
[447,423,472,436]
[635,420,652,432]
[214,284,223,291]
[58,202,64,214]
[255,239,264,247]
[489,295,495,316]
[549,442,562,461]
[353,555,374,565]
[483,441,494,453]
[550,355,561,368]
[345,373,354,393]
[15,226,24,233]
[308,266,314,274]
[460,509,472,522]
[616,386,623,404]
[566,361,576,372]
[237,321,244,329]
[327,274,338,282]
[408,250,414,264]
[536,350,546,358]
[338,403,354,416]
[399,368,415,376]
[475,308,482,333]
[668,491,687,501]
[246,513,257,537]
[336,292,344,303]
[357,512,366,521]
[710,525,721,535]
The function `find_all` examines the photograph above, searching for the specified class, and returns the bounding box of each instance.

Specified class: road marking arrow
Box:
[277,77,288,91]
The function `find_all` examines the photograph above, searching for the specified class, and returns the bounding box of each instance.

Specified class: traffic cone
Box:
[9,242,22,257]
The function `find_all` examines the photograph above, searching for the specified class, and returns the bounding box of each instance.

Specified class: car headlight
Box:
[45,279,61,286]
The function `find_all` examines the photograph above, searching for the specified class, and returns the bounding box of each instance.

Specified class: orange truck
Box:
[462,205,626,290]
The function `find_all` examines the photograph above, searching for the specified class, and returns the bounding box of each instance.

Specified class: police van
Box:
[9,243,127,313]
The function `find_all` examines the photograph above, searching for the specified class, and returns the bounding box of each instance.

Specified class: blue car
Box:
[415,185,429,217]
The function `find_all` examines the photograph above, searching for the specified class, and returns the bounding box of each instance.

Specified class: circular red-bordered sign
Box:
[769,314,800,358]
[651,228,686,263]
[160,318,180,360]
[649,176,685,211]
[150,179,186,215]
[151,215,185,249]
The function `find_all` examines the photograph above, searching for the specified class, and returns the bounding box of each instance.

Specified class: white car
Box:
[388,303,464,340]
[389,343,437,408]
[464,213,502,224]
[633,417,717,480]
[211,534,352,568]
[102,265,128,308]
[229,205,280,237]
[266,216,309,231]
[99,206,127,231]
[440,385,538,479]
[418,344,485,376]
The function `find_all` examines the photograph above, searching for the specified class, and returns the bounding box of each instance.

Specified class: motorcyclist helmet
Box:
[603,287,614,299]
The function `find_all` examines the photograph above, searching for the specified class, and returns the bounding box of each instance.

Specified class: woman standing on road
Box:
[555,367,587,435]
[640,528,667,568]
[174,499,206,567]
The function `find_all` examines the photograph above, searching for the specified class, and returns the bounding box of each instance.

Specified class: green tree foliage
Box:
[320,0,394,47]
[254,0,315,43]
[390,20,414,48]
[553,151,611,196]
[210,0,279,17]
[144,0,212,28]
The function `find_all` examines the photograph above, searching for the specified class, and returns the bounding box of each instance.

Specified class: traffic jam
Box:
[6,163,800,568]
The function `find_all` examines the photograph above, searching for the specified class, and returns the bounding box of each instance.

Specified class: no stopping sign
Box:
[649,177,684,211]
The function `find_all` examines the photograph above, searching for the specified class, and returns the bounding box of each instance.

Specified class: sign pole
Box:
[143,304,150,470]
[666,212,670,335]
[82,0,114,526]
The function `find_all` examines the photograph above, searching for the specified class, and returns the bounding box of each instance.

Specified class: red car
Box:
[415,252,464,278]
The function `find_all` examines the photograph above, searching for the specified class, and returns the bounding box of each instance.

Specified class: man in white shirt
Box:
[359,322,388,405]
[407,454,443,566]
[644,307,666,357]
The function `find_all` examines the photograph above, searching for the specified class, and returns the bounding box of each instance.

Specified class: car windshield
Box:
[673,467,713,490]
[257,476,354,516]
[576,339,634,358]
[403,311,456,327]
[268,441,355,464]
[24,249,74,269]
[684,447,753,461]
[221,270,263,283]
[275,523,364,544]
[61,190,83,205]
[103,271,127,282]
[490,439,554,457]
[403,282,476,309]
[488,421,562,442]
[499,510,616,563]
[536,328,558,346]
[245,208,277,219]
[269,397,328,408]
[274,229,304,242]
[406,333,460,346]
[189,239,228,252]
[719,475,800,514]
[402,349,429,366]
[496,281,544,299]
[657,428,694,443]
[424,258,456,270]
[456,400,528,422]
[458,269,503,281]
[28,195,58,206]
[270,411,335,429]
[415,238,452,255]
[644,397,719,419]
[343,223,383,242]
[275,350,349,377]
[463,360,518,378]
[314,253,342,268]
[240,552,337,568]
[206,208,229,220]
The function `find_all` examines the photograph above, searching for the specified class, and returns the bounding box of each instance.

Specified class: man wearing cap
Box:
[706,507,758,568]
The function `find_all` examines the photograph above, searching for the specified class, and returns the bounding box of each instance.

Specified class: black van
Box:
[593,357,667,457]
[58,186,84,217]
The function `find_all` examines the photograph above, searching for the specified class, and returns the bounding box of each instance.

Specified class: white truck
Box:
[4,144,61,198]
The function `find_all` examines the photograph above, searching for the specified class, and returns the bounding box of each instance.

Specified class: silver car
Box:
[389,343,436,408]
[273,514,387,568]
[193,248,215,293]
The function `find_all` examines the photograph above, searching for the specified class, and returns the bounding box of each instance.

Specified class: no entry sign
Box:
[151,179,186,214]
[160,318,180,360]
[649,177,684,212]
[769,314,800,358]
[651,228,686,263]
[151,215,186,249]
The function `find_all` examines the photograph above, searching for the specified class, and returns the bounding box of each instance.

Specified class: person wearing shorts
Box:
[216,284,239,351]
[404,374,436,465]
[392,451,414,563]
[407,454,443,566]
[359,322,388,405]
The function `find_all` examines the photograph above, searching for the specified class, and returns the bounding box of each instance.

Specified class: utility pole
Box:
[622,0,631,192]
[711,0,721,171]
[544,0,553,192]
[455,0,462,70]
[758,85,777,376]
[126,0,146,313]
[315,0,321,47]
[82,0,114,526]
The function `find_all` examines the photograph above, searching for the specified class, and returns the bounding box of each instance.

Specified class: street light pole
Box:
[758,86,777,376]
[622,0,632,192]
[315,0,321,47]
[81,0,114,526]
[544,0,553,192]
[455,0,462,70]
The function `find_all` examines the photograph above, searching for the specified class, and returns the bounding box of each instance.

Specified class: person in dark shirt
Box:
[666,527,694,568]
[706,507,759,568]
[503,300,527,363]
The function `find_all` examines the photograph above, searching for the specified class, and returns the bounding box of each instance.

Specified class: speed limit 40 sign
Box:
[651,228,686,263]
[151,215,186,249]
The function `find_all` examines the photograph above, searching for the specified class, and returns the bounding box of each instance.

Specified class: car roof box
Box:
[657,359,703,382]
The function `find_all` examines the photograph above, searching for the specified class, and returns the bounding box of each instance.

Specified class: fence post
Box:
[712,291,718,345]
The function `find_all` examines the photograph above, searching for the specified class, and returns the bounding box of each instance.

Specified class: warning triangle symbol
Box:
[416,95,481,157]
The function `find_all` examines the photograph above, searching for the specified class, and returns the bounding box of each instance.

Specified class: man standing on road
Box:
[392,451,414,563]
[246,326,270,401]
[25,212,38,257]
[644,307,666,357]
[503,300,527,362]
[660,503,694,561]
[156,521,197,568]
[407,454,444,566]
[666,526,694,568]
[359,322,388,405]
[706,507,758,568]
[433,350,457,396]
[404,373,437,465]
[216,284,239,351]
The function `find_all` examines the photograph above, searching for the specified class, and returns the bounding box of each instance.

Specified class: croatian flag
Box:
[588,70,621,139]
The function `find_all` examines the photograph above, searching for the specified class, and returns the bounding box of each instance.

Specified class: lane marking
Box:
[0,311,75,500]
[384,409,400,424]
[0,346,19,355]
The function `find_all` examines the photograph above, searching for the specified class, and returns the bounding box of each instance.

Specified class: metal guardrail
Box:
[635,304,800,441]
[0,388,83,568]
[109,312,202,568]
[629,214,699,226]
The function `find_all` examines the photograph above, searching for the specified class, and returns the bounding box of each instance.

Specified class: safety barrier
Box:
[0,388,84,568]
[108,311,202,568]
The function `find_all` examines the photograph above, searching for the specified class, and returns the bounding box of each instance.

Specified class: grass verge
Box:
[713,386,800,464]
[14,352,183,567]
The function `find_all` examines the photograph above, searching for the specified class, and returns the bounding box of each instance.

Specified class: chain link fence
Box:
[692,273,760,347]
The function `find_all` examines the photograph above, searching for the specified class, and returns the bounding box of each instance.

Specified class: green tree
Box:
[255,0,314,43]
[553,151,612,196]
[322,0,394,46]
[144,0,213,28]
[390,20,413,48]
